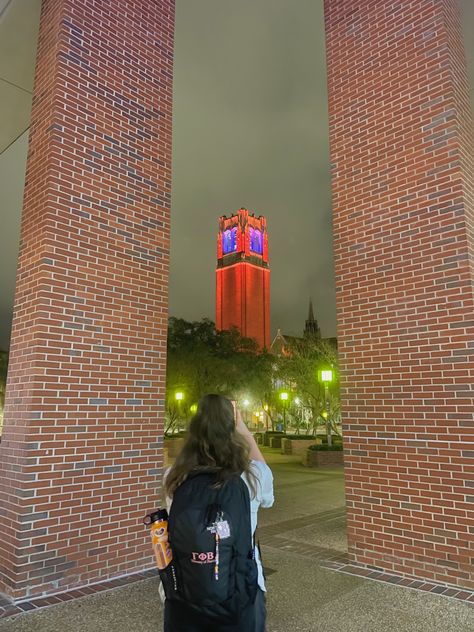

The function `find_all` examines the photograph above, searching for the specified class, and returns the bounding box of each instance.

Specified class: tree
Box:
[165,318,272,433]
[274,336,340,438]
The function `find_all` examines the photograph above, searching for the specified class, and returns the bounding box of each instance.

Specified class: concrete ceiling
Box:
[0,0,473,351]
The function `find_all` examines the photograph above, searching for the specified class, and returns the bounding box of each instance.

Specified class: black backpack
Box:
[159,471,258,624]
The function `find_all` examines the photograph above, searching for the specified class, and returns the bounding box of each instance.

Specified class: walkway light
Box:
[175,391,184,401]
[279,391,289,429]
[242,398,250,424]
[318,369,333,446]
[319,369,333,383]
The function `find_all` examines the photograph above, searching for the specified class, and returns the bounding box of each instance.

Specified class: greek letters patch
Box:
[191,551,215,564]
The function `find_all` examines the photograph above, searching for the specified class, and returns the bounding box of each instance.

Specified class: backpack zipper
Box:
[171,563,177,591]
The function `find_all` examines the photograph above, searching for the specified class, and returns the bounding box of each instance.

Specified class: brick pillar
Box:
[325,0,473,589]
[0,0,174,600]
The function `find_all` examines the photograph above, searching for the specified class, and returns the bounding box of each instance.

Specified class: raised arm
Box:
[235,407,266,463]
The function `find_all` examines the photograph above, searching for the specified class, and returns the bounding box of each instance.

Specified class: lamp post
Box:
[175,391,184,429]
[294,397,303,433]
[318,369,333,446]
[242,398,250,425]
[280,391,289,431]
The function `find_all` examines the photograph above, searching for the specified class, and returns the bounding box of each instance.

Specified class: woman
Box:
[163,394,274,632]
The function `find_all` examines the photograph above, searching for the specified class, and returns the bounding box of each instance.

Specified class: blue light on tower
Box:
[222,227,237,254]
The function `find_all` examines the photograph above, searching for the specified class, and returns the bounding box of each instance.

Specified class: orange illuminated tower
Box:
[216,208,270,349]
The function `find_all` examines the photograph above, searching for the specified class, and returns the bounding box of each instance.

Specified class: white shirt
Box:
[243,460,274,591]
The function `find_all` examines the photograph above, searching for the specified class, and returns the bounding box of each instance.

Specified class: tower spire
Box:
[308,298,315,322]
[304,298,321,338]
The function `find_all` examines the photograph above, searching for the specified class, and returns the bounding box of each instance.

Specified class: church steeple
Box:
[304,299,321,338]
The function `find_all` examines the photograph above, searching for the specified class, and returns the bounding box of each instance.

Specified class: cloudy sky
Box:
[168,0,334,338]
[168,0,474,340]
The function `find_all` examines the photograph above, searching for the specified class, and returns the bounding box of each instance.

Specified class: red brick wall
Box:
[0,0,174,600]
[216,263,270,349]
[325,0,474,589]
[216,210,270,349]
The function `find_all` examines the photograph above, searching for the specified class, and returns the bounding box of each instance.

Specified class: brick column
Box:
[324,0,473,589]
[0,0,174,600]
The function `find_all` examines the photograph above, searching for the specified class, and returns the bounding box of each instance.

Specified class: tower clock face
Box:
[222,227,237,254]
[249,228,263,254]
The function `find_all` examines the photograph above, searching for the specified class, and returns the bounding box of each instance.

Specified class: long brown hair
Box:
[164,394,257,498]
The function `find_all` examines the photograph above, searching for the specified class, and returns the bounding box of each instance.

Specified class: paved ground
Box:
[1,449,472,631]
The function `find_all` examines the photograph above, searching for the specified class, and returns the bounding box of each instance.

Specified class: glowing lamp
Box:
[175,391,184,401]
[280,392,289,401]
[320,369,333,383]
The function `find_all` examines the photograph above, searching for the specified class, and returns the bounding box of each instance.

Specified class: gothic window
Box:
[222,227,237,254]
[250,228,263,254]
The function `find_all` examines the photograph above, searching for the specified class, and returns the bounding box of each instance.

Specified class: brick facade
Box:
[0,0,174,600]
[325,0,474,589]
[216,209,270,349]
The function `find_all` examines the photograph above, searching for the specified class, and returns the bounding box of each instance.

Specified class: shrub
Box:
[308,443,343,451]
[320,435,342,444]
[283,434,315,440]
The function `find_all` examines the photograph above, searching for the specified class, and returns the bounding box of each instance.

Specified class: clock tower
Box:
[216,208,270,349]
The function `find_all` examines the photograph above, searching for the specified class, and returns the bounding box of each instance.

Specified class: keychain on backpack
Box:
[214,531,220,581]
[207,510,230,581]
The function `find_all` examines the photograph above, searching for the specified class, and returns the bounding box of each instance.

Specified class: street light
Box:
[280,391,289,430]
[242,398,250,425]
[263,403,269,431]
[174,391,184,429]
[318,369,333,446]
[294,397,304,431]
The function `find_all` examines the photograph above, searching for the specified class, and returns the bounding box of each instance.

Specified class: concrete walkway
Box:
[1,450,472,632]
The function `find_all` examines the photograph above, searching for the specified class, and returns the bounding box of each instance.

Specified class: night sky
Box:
[168,0,334,339]
[168,0,474,341]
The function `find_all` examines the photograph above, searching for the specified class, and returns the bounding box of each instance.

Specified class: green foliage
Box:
[275,336,340,437]
[320,435,343,444]
[308,443,343,451]
[165,318,273,433]
[165,318,342,440]
[282,434,315,440]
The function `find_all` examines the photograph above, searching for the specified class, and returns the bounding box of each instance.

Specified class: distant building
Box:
[216,208,270,349]
[271,299,336,356]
